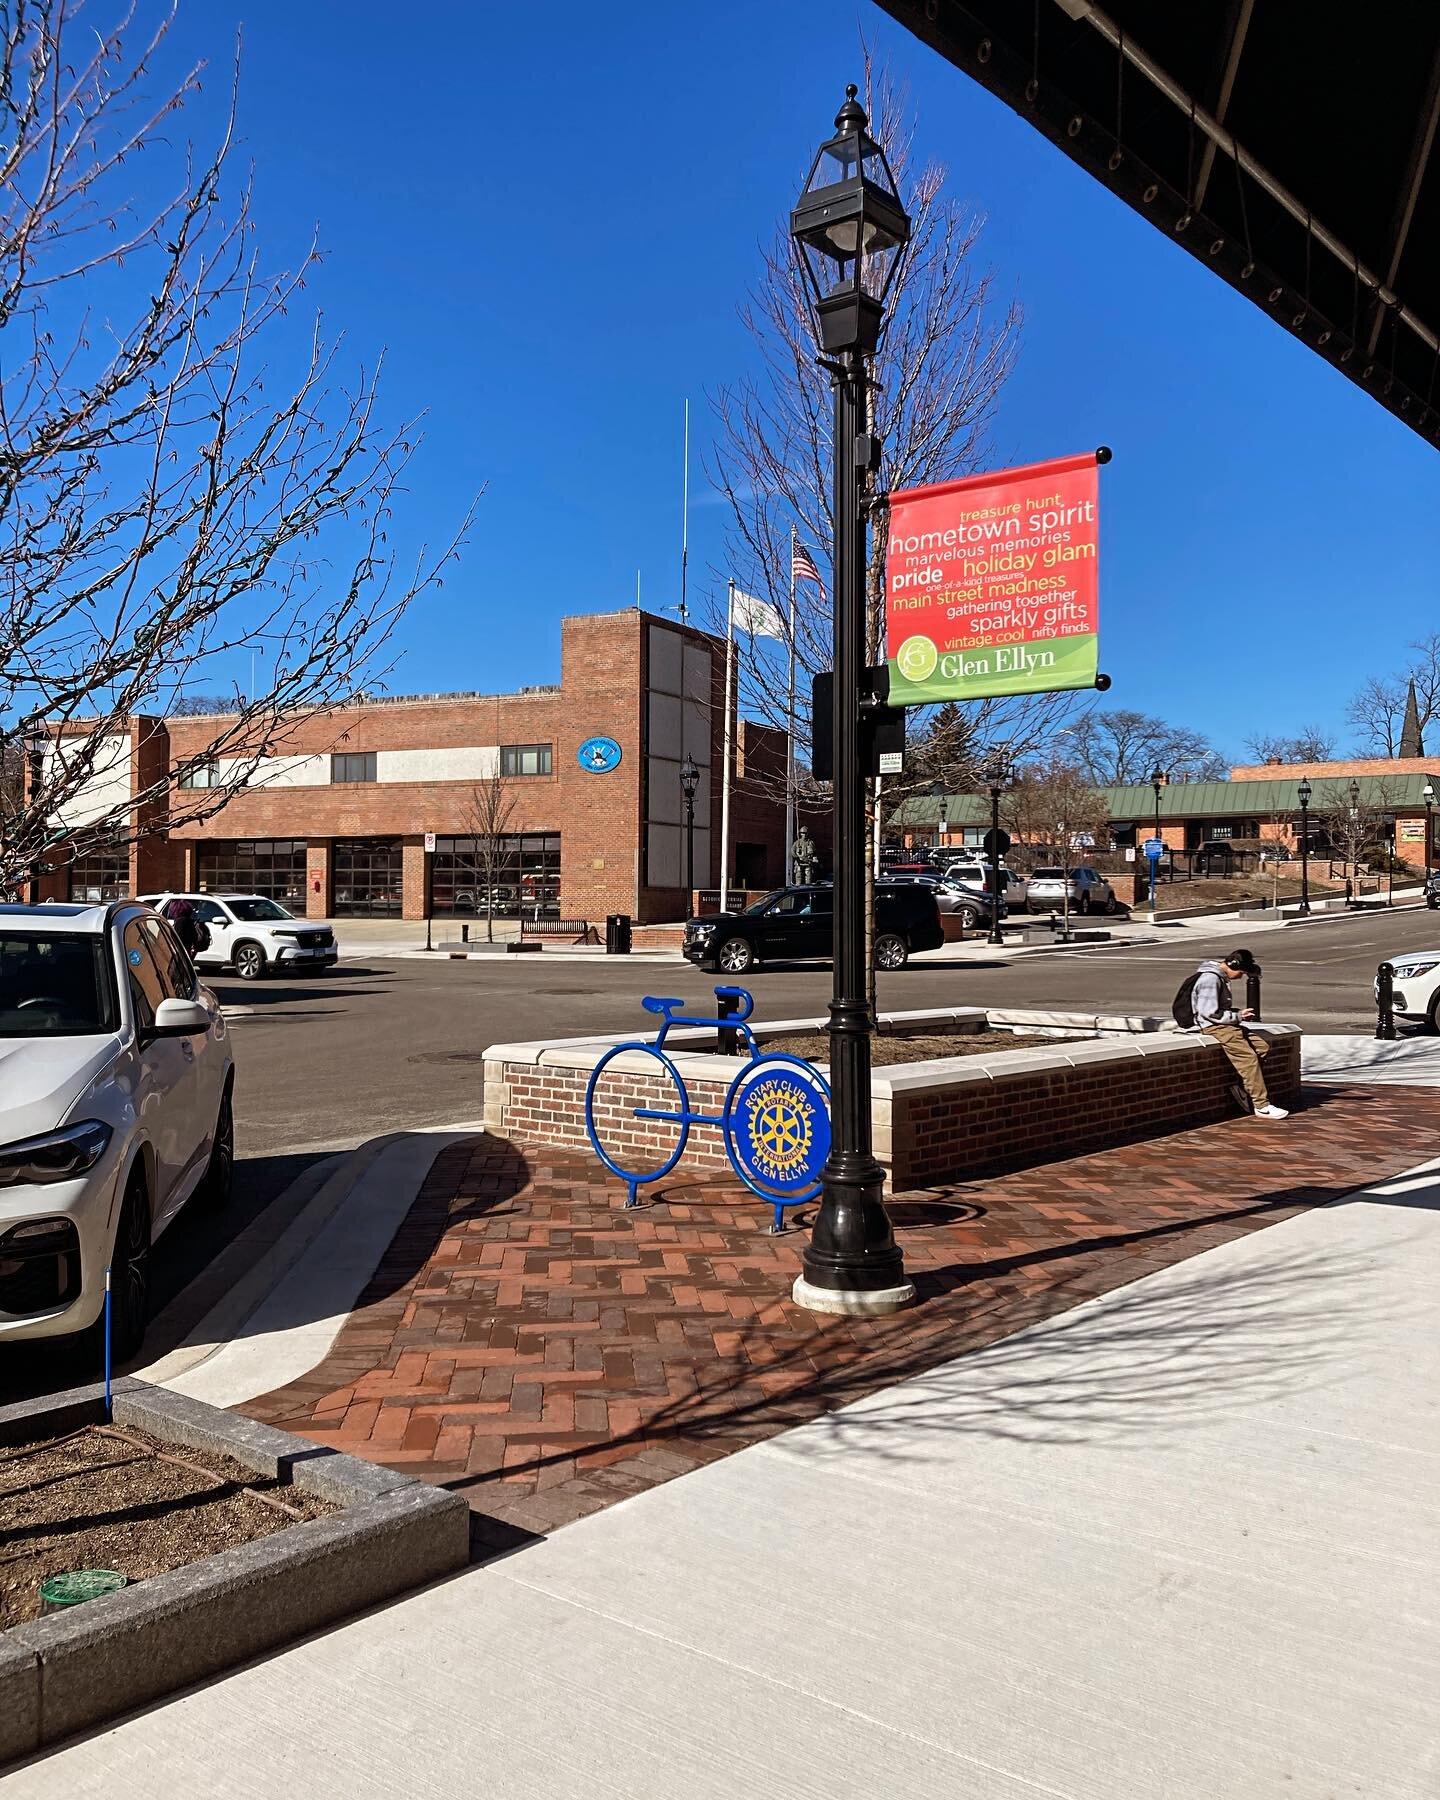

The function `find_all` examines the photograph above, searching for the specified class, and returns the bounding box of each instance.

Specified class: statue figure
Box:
[792,827,817,886]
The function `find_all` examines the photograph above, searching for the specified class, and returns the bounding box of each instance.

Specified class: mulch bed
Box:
[0,1424,333,1630]
[764,1028,1085,1065]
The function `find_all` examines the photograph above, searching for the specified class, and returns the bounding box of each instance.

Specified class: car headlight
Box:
[0,1120,114,1187]
[1394,961,1438,978]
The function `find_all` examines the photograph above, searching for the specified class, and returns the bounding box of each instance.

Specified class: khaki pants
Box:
[1202,1023,1271,1108]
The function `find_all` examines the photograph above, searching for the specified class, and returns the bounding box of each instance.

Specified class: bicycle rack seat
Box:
[640,995,684,1015]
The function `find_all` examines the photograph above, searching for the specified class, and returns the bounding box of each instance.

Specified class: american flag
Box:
[792,540,826,596]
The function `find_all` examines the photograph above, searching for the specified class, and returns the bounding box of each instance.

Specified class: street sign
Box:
[424,832,436,853]
[877,751,903,775]
[983,826,1012,857]
[1143,837,1164,859]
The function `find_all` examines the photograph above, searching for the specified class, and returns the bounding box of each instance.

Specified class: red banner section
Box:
[885,451,1101,704]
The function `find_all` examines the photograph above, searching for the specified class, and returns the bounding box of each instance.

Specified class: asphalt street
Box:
[6,905,1431,1398]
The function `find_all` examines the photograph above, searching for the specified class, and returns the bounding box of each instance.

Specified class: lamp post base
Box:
[792,1274,917,1316]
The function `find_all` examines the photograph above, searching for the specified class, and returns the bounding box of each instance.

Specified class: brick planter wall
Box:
[485,1010,1303,1196]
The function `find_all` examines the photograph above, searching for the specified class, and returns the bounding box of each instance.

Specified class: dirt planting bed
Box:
[0,1423,334,1630]
[764,1028,1088,1066]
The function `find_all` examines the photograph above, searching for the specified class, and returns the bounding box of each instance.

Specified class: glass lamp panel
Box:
[860,236,900,299]
[799,234,851,300]
[810,137,860,191]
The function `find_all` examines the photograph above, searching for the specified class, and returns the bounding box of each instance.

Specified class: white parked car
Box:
[1383,949,1440,1031]
[0,901,233,1356]
[942,861,1030,913]
[140,892,338,981]
[1027,866,1118,915]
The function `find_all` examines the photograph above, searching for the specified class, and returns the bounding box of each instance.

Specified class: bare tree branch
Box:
[0,1,475,893]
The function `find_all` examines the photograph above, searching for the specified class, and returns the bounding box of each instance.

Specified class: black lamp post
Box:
[1348,779,1361,900]
[1297,778,1312,914]
[982,753,1013,946]
[1425,782,1435,879]
[789,85,913,1316]
[1149,764,1167,909]
[23,729,45,904]
[679,754,699,907]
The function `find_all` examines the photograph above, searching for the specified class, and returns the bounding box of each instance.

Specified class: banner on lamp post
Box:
[884,451,1102,705]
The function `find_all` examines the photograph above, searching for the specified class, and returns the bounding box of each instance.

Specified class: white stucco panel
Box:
[214,754,331,788]
[51,734,132,827]
[376,746,499,784]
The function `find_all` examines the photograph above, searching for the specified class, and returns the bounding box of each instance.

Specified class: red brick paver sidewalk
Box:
[242,1084,1438,1550]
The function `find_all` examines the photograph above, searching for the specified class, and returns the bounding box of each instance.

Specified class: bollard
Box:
[1245,966,1262,1022]
[717,988,743,1055]
[1375,961,1397,1040]
[461,922,469,944]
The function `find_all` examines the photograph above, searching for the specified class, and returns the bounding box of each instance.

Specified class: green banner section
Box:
[887,632,1098,706]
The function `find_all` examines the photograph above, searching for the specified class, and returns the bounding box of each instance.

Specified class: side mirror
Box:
[151,997,211,1038]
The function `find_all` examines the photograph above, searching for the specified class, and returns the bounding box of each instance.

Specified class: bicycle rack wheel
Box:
[722,1054,831,1231]
[585,1042,692,1204]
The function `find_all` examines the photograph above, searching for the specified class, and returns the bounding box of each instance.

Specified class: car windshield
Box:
[745,890,788,915]
[0,931,115,1037]
[1031,868,1063,880]
[225,898,293,922]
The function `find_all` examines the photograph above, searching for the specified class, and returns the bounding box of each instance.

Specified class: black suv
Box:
[1427,869,1440,910]
[683,883,945,975]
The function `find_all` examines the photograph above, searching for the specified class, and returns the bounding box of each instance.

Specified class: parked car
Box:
[683,883,945,974]
[1381,947,1440,1031]
[140,892,338,980]
[884,871,1007,930]
[940,861,1030,913]
[1026,866,1118,915]
[0,900,233,1355]
[1426,870,1440,910]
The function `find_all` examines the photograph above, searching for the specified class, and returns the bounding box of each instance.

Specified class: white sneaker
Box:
[1253,1104,1289,1119]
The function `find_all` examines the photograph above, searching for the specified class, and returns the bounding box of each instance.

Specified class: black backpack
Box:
[1171,971,1205,1028]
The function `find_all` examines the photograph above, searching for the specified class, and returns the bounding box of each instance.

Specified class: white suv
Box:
[0,901,233,1356]
[1384,948,1440,1032]
[140,892,338,981]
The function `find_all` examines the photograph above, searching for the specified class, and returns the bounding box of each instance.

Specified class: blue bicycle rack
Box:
[583,985,831,1232]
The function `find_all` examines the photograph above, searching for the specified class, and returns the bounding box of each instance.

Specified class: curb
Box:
[139,1122,483,1405]
[0,1379,469,1765]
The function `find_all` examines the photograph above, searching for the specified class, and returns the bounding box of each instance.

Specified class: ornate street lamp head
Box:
[1151,765,1167,790]
[1298,779,1313,806]
[790,85,912,354]
[679,754,700,801]
[981,753,1013,790]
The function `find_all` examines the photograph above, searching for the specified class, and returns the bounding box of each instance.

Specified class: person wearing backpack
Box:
[1173,948,1288,1119]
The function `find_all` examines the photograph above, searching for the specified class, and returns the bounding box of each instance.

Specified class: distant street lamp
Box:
[679,754,700,905]
[1424,781,1434,880]
[1297,778,1312,914]
[982,752,1014,946]
[23,728,45,904]
[1149,764,1167,909]
[789,85,914,1315]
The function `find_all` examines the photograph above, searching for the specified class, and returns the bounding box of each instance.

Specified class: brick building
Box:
[33,608,813,923]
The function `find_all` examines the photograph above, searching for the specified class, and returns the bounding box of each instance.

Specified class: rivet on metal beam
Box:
[1025,77,1039,103]
[1107,147,1123,171]
[1267,286,1283,302]
[1317,329,1332,346]
[1239,261,1255,280]
[1141,182,1158,203]
[976,37,992,63]
[1173,212,1192,233]
[1067,115,1083,137]
[1208,237,1225,256]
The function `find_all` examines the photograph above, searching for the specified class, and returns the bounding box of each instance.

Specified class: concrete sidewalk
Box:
[15,1155,1439,1797]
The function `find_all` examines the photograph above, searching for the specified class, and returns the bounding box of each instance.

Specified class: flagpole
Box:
[679,399,689,625]
[785,525,797,883]
[720,579,734,911]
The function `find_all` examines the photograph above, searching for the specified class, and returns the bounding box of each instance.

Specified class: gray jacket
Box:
[1192,959,1240,1029]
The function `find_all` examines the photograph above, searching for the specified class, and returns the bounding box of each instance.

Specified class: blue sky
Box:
[150,0,1437,764]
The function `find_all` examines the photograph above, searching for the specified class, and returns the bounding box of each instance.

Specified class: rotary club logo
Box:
[743,1076,815,1183]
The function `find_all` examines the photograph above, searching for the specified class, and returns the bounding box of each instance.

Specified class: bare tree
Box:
[1071,709,1228,786]
[708,53,1082,819]
[1312,780,1397,879]
[1244,726,1338,764]
[1346,635,1440,755]
[0,3,471,894]
[1003,753,1109,858]
[462,774,518,943]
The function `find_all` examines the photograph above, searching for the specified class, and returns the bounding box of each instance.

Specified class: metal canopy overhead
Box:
[874,0,1440,447]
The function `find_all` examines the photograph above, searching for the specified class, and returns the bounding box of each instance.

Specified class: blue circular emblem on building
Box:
[725,1057,831,1198]
[127,948,144,967]
[577,736,622,773]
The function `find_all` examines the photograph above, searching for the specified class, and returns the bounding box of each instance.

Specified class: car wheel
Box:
[959,904,980,929]
[1104,892,1117,915]
[233,941,266,981]
[1077,892,1092,915]
[1428,992,1440,1036]
[874,933,908,970]
[109,1172,152,1362]
[717,937,754,974]
[200,1081,234,1209]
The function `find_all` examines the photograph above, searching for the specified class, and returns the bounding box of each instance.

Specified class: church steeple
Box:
[1400,678,1425,758]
